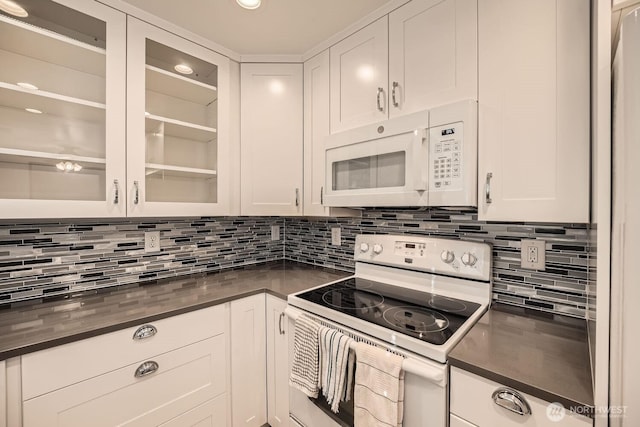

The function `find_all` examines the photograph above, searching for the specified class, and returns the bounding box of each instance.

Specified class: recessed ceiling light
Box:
[236,0,261,10]
[174,64,193,75]
[17,82,38,90]
[25,108,42,114]
[0,0,28,17]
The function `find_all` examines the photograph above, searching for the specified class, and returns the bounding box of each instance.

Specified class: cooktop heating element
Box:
[296,277,480,346]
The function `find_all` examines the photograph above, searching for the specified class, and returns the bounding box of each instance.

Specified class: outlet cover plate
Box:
[521,239,545,270]
[331,227,341,246]
[271,225,280,241]
[144,231,161,253]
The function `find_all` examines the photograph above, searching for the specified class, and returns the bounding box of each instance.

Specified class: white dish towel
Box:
[354,342,405,427]
[289,314,322,398]
[318,327,355,412]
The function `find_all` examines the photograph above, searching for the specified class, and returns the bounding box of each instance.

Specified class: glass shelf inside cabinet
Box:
[144,39,218,204]
[0,0,107,201]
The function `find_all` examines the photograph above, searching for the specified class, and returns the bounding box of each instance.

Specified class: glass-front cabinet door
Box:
[126,17,230,217]
[0,0,126,218]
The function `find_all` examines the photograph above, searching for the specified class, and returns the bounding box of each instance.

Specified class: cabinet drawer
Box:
[22,304,227,399]
[23,335,227,427]
[159,395,228,427]
[450,368,591,427]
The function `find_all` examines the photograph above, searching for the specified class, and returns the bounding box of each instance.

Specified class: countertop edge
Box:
[0,288,285,361]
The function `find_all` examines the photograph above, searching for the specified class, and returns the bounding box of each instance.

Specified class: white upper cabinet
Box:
[388,0,477,118]
[0,0,126,219]
[126,17,231,217]
[330,0,477,133]
[477,0,590,222]
[304,50,359,217]
[241,63,303,216]
[330,17,388,134]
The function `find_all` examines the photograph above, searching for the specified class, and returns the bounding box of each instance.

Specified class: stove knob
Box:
[359,243,370,253]
[373,244,383,254]
[440,250,455,264]
[461,252,477,266]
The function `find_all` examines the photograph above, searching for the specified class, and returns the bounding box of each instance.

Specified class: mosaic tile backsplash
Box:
[0,217,284,304]
[285,209,596,319]
[0,209,595,318]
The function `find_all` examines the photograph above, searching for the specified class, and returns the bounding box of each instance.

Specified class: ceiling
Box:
[120,0,393,56]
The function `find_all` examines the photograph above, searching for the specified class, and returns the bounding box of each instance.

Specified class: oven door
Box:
[324,111,429,207]
[287,310,448,427]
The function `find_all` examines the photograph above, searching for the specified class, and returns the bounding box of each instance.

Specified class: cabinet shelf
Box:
[0,14,106,77]
[145,114,217,142]
[146,65,217,105]
[0,147,106,168]
[145,163,217,178]
[0,82,105,122]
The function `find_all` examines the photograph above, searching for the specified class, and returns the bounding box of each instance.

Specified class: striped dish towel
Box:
[319,327,355,413]
[354,342,405,427]
[289,314,322,398]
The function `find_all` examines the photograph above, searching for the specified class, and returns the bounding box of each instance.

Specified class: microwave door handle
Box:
[412,128,429,191]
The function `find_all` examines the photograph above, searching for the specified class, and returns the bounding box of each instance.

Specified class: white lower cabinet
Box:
[230,294,267,426]
[20,304,230,427]
[23,337,227,427]
[266,295,289,427]
[450,367,592,427]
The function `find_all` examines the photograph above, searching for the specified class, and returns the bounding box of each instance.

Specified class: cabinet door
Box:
[477,0,590,222]
[389,0,477,117]
[303,50,359,218]
[23,336,228,427]
[0,0,126,218]
[330,17,388,133]
[240,63,303,215]
[126,17,231,217]
[266,295,289,427]
[230,294,267,427]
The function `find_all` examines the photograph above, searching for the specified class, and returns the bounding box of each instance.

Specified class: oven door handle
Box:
[284,306,447,387]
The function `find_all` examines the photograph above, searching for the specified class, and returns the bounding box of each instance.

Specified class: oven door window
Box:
[332,151,406,191]
[309,386,355,427]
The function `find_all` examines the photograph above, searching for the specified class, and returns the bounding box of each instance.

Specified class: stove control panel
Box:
[354,234,491,281]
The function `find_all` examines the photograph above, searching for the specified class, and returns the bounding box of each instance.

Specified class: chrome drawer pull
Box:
[492,387,531,416]
[134,361,159,378]
[132,324,157,340]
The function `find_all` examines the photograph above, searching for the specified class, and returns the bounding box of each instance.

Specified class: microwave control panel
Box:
[429,122,464,191]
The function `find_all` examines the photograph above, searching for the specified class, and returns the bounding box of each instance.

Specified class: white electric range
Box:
[286,234,492,427]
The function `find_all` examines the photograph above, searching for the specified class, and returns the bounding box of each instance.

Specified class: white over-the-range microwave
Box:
[324,100,477,207]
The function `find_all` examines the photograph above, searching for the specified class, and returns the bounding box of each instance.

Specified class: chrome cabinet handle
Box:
[485,172,493,204]
[279,312,285,335]
[134,361,159,378]
[113,179,119,204]
[295,188,300,207]
[132,324,157,340]
[376,87,384,112]
[492,388,531,416]
[133,181,140,205]
[392,81,399,107]
[320,186,324,205]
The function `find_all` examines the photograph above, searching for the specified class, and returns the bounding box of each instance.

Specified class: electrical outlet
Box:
[331,227,341,246]
[144,231,161,253]
[271,225,280,241]
[521,239,545,270]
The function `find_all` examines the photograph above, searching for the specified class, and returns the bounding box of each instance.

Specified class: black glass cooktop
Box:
[295,277,481,346]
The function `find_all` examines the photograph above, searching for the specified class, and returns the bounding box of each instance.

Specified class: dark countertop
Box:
[0,261,350,361]
[449,303,594,413]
